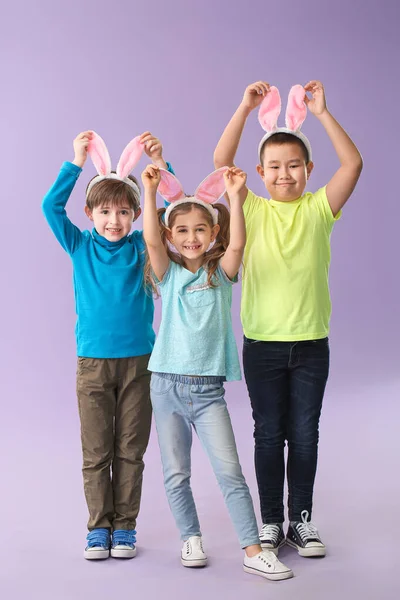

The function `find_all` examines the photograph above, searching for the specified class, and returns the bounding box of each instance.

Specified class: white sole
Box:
[243,565,294,581]
[111,546,137,559]
[286,539,326,557]
[181,557,208,568]
[84,549,110,560]
[260,540,286,556]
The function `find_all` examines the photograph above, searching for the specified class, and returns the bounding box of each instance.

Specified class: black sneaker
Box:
[286,510,326,557]
[259,523,285,555]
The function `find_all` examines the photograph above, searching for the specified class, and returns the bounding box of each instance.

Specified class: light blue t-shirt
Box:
[148,261,241,381]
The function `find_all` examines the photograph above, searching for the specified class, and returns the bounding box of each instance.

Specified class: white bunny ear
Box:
[87,132,112,176]
[158,169,186,203]
[194,167,229,204]
[116,136,144,179]
[285,85,307,132]
[258,86,281,132]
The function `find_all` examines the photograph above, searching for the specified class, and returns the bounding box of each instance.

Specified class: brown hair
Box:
[86,172,141,213]
[144,202,230,296]
[260,132,310,164]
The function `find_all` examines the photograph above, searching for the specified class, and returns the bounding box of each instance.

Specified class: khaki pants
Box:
[76,354,152,531]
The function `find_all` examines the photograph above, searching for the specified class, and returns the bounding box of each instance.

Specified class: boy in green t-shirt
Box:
[214,80,362,557]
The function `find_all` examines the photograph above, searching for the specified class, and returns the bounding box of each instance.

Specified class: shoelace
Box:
[295,510,320,543]
[86,528,110,548]
[259,523,281,544]
[185,537,204,555]
[113,529,136,546]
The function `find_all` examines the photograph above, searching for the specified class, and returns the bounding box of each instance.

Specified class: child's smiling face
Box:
[85,202,139,242]
[168,206,219,268]
[257,142,313,202]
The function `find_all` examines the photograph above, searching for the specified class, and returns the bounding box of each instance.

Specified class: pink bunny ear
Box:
[258,86,281,132]
[116,136,144,179]
[285,85,307,132]
[158,169,185,203]
[88,132,112,176]
[194,167,229,204]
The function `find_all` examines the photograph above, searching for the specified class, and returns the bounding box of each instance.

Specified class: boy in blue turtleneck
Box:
[42,130,175,561]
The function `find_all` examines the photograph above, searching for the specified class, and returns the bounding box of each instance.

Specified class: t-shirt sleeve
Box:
[243,189,265,223]
[217,264,238,286]
[312,186,342,231]
[152,259,173,287]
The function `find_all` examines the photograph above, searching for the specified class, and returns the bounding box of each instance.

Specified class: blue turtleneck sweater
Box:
[42,161,173,358]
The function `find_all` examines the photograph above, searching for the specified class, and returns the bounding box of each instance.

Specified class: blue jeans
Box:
[150,373,260,548]
[243,337,330,524]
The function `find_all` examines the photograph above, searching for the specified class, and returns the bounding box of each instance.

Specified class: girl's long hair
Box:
[144,201,230,296]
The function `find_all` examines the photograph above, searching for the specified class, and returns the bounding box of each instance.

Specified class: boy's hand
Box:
[73,131,93,168]
[141,164,161,191]
[140,131,163,161]
[304,81,327,117]
[241,81,271,112]
[224,167,247,197]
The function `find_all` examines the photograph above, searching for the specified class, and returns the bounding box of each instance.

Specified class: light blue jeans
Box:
[150,373,260,548]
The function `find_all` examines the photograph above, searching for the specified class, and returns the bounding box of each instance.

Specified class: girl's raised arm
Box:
[220,167,247,280]
[142,165,170,282]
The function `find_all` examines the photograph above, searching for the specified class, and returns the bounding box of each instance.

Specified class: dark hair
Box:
[86,172,141,212]
[144,201,230,295]
[260,132,309,164]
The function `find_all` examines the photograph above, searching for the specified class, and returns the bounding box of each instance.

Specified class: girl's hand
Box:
[224,167,247,197]
[141,164,161,191]
[72,131,93,168]
[304,80,327,117]
[140,131,163,161]
[241,81,271,111]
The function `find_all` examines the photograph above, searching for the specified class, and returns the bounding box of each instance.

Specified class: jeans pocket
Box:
[150,374,176,395]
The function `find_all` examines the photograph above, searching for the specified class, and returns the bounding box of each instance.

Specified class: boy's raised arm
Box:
[305,81,363,217]
[214,81,270,203]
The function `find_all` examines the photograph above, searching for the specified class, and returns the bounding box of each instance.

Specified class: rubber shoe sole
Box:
[286,538,326,557]
[84,548,110,560]
[111,545,137,559]
[260,539,286,556]
[181,556,208,568]
[243,563,293,581]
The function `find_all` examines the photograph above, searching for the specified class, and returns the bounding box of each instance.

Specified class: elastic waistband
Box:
[153,372,225,385]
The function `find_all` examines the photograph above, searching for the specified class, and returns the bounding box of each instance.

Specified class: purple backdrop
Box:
[1,0,398,598]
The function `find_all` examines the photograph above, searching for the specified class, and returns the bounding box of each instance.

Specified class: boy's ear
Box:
[133,207,142,222]
[306,161,314,179]
[256,164,265,179]
[84,206,94,220]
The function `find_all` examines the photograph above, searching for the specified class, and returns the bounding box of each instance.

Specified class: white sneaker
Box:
[243,550,294,581]
[181,536,208,567]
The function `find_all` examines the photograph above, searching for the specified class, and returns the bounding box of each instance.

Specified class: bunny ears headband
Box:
[86,132,144,198]
[157,167,229,227]
[258,85,312,162]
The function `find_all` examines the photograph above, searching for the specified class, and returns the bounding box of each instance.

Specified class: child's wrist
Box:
[72,156,85,168]
[238,102,252,117]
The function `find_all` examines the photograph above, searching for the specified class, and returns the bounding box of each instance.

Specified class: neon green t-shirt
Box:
[241,187,341,341]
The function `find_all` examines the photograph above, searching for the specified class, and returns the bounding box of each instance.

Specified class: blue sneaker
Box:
[84,528,110,560]
[111,529,137,559]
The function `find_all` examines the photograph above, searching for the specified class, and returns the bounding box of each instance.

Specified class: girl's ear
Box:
[195,167,229,204]
[258,86,281,132]
[87,132,112,176]
[117,136,144,179]
[211,223,220,241]
[285,84,307,132]
[84,206,94,220]
[158,169,185,203]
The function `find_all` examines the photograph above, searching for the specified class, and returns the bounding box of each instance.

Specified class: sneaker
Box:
[181,536,207,567]
[111,529,137,559]
[286,510,326,557]
[243,549,294,581]
[259,523,285,555]
[84,528,110,560]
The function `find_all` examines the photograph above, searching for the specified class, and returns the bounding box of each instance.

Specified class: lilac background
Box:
[1,0,399,598]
